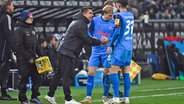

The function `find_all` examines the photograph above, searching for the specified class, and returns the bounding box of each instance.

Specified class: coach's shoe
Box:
[44,95,57,104]
[30,98,43,104]
[102,96,108,103]
[80,97,92,103]
[65,99,81,104]
[121,97,130,104]
[21,100,31,104]
[0,94,17,100]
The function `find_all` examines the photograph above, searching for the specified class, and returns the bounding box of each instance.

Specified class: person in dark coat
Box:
[14,10,43,104]
[0,0,16,100]
[44,7,109,104]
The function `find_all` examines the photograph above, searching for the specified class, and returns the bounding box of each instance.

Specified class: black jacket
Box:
[14,22,43,62]
[58,12,101,59]
[48,46,58,71]
[0,9,13,61]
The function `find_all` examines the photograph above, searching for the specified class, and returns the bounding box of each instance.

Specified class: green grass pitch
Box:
[1,78,184,104]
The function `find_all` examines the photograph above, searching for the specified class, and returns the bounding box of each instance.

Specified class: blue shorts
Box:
[88,53,111,68]
[111,45,132,67]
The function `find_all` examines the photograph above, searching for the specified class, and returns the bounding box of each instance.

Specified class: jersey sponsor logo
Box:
[98,30,110,37]
[125,36,132,40]
[115,19,120,25]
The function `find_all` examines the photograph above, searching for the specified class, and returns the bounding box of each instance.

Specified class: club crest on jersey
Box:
[115,19,120,25]
[109,26,113,30]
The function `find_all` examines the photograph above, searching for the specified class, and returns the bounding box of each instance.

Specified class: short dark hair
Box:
[104,0,115,7]
[80,6,92,14]
[1,0,13,10]
[47,35,55,43]
[38,38,46,45]
[117,0,128,8]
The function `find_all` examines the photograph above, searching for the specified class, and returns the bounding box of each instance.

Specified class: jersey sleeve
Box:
[109,15,121,47]
[88,19,95,37]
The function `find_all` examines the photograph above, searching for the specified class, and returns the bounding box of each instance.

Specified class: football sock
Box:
[86,76,94,96]
[123,73,131,97]
[109,73,119,97]
[103,74,110,96]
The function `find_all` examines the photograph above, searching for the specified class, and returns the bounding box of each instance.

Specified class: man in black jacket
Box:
[14,10,43,104]
[45,7,109,104]
[0,0,16,100]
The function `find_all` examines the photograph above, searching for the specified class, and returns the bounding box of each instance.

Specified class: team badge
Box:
[109,26,112,30]
[32,31,36,35]
[115,19,120,25]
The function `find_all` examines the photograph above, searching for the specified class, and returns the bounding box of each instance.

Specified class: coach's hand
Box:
[101,37,109,46]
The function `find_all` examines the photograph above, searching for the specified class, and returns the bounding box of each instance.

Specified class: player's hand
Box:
[100,37,109,46]
[106,47,112,54]
[28,59,34,64]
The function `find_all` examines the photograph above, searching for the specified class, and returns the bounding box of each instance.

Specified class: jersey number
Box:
[124,20,134,35]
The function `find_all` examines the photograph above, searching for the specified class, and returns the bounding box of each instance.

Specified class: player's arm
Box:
[108,23,115,42]
[106,15,121,54]
[109,15,121,47]
[88,19,95,37]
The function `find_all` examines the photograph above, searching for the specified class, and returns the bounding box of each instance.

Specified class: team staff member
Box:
[44,34,60,104]
[0,0,16,100]
[45,7,109,104]
[14,10,43,104]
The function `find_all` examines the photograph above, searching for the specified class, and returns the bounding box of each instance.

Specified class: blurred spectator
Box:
[129,0,139,19]
[177,0,184,19]
[162,9,171,19]
[126,0,184,19]
[64,0,184,19]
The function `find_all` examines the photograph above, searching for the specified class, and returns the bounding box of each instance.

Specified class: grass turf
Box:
[1,78,184,104]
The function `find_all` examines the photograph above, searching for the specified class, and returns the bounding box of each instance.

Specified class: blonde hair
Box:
[102,5,113,14]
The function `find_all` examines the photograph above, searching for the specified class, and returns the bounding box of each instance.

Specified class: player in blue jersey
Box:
[105,0,134,104]
[80,5,115,103]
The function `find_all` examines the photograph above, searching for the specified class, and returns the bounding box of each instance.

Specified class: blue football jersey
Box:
[88,16,114,54]
[112,12,134,50]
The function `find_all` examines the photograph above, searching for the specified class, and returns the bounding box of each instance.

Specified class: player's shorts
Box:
[88,53,111,68]
[111,45,132,66]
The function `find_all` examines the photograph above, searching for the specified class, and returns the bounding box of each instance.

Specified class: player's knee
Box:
[88,71,95,76]
[104,68,110,74]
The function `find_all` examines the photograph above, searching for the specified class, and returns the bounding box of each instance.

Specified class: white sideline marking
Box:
[92,92,184,103]
[131,92,184,99]
[138,87,184,92]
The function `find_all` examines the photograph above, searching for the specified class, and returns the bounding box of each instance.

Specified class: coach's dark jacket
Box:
[14,22,43,62]
[58,12,101,59]
[0,9,13,61]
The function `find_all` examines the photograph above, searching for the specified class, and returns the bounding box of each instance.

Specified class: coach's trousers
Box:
[48,54,75,101]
